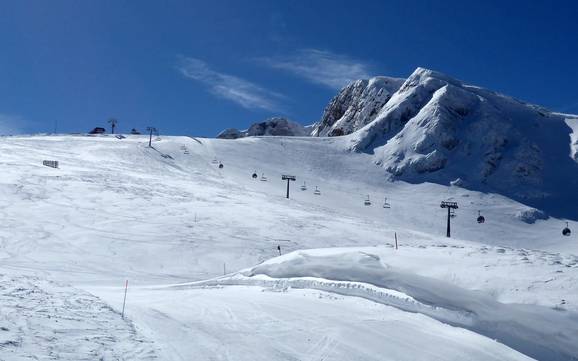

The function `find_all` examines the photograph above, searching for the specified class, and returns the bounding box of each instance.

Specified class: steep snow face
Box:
[217,117,308,139]
[349,68,578,215]
[312,76,405,137]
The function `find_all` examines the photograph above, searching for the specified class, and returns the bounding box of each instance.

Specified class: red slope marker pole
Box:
[121,280,128,318]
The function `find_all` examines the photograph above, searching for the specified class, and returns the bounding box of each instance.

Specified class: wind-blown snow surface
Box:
[1,134,577,360]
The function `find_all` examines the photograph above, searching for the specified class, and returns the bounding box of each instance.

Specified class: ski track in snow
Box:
[0,271,157,360]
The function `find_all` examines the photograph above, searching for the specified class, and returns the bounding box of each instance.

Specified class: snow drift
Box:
[182,247,578,361]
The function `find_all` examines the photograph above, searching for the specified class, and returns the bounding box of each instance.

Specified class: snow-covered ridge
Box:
[337,67,578,216]
[217,117,309,139]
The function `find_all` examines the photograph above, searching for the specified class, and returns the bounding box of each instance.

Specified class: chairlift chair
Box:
[383,197,391,208]
[260,173,268,181]
[477,210,485,224]
[364,195,372,206]
[184,150,190,155]
[450,208,457,218]
[301,181,307,191]
[562,222,572,236]
[313,186,321,195]
[212,158,218,164]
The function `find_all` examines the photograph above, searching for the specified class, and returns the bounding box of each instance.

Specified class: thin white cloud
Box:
[259,49,374,90]
[0,113,24,135]
[177,57,284,112]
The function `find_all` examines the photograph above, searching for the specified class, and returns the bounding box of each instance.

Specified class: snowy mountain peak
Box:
[404,67,461,86]
[346,67,578,215]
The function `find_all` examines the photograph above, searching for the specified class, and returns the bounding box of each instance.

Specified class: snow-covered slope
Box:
[340,68,578,218]
[312,76,405,136]
[0,270,156,360]
[217,117,309,139]
[1,134,577,360]
[176,247,578,361]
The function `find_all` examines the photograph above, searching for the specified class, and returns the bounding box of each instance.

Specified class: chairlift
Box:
[562,222,571,236]
[212,158,218,164]
[313,186,321,195]
[184,150,190,155]
[260,173,268,182]
[300,181,307,191]
[218,162,224,169]
[383,197,391,208]
[477,210,485,224]
[364,195,372,206]
[252,172,258,179]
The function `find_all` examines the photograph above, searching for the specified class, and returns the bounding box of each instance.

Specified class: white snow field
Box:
[1,134,577,360]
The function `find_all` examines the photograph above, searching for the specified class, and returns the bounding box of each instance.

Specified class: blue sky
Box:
[1,0,577,136]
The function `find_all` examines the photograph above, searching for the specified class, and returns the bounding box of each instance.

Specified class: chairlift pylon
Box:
[383,197,391,208]
[313,186,321,195]
[364,195,372,206]
[562,222,572,236]
[477,210,485,224]
[300,181,307,191]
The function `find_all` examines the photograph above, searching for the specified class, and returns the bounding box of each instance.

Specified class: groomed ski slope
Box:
[1,134,577,360]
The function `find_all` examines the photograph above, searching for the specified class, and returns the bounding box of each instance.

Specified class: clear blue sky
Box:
[1,0,577,136]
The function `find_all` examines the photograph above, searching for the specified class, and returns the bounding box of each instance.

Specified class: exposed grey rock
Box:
[217,117,308,139]
[312,76,405,137]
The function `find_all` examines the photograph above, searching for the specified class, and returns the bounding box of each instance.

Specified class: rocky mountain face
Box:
[217,117,309,139]
[345,67,578,215]
[311,76,405,137]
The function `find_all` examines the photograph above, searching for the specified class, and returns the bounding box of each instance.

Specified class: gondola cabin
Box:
[563,222,571,236]
[477,211,485,224]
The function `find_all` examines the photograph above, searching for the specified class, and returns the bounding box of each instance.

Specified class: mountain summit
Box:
[339,67,578,216]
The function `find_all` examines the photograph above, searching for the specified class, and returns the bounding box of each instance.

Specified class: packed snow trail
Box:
[92,285,535,361]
